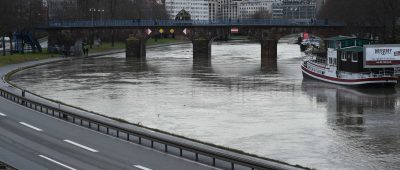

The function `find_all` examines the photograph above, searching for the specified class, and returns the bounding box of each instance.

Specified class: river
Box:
[10,42,400,169]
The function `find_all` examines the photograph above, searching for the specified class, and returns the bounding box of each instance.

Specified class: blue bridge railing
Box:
[48,19,345,28]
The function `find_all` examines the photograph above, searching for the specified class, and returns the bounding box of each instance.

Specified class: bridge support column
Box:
[126,36,146,58]
[193,38,211,61]
[261,39,278,70]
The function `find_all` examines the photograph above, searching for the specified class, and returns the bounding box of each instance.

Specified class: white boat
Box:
[301,36,400,87]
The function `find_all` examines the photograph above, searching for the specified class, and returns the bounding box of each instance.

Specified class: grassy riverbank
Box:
[89,38,181,53]
[0,38,182,67]
[0,50,56,67]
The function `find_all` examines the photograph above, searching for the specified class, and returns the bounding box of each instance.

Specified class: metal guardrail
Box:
[0,161,17,170]
[48,19,345,28]
[0,86,304,170]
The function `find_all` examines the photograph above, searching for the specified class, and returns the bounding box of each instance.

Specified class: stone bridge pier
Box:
[126,29,149,59]
[260,39,278,70]
[250,29,281,70]
[192,38,211,61]
[189,27,227,62]
[126,36,147,59]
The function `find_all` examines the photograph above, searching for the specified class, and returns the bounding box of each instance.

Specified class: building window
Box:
[352,53,358,62]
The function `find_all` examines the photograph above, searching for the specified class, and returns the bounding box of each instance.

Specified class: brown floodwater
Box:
[11,42,400,169]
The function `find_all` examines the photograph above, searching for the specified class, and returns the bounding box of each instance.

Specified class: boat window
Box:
[352,53,358,62]
[341,52,346,61]
[334,58,337,66]
[347,52,352,61]
[329,58,332,65]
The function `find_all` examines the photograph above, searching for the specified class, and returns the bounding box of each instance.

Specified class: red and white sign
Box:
[364,45,400,68]
[145,28,152,35]
[183,28,188,35]
[231,27,239,34]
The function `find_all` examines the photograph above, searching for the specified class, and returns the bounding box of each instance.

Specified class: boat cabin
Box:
[325,36,373,73]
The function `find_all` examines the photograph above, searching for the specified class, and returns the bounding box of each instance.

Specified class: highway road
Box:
[0,96,217,170]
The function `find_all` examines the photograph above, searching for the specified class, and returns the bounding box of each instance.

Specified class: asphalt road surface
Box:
[0,96,217,170]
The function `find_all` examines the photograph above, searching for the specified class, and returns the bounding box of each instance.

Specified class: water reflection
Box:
[302,79,400,169]
[125,58,148,72]
[302,79,397,127]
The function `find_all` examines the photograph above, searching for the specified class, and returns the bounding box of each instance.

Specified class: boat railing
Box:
[339,70,400,79]
[303,54,326,64]
[308,57,326,65]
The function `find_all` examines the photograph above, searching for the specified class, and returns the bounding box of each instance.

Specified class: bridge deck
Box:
[48,19,345,29]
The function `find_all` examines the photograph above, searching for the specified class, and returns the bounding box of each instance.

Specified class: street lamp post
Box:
[89,8,96,27]
[98,9,105,23]
[89,8,105,26]
[88,8,105,48]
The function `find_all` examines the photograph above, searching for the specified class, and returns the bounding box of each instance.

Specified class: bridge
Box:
[46,19,347,69]
[48,19,343,28]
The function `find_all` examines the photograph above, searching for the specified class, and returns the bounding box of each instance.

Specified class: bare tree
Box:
[0,0,45,55]
[318,0,400,43]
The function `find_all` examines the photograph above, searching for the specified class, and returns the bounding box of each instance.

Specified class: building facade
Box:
[209,0,219,20]
[165,0,209,20]
[165,0,284,21]
[272,0,316,19]
[315,0,325,14]
[238,0,278,19]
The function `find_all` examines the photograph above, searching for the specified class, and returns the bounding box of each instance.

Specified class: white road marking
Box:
[1,98,220,169]
[0,112,6,116]
[19,122,42,131]
[133,165,152,170]
[63,139,98,153]
[39,155,77,170]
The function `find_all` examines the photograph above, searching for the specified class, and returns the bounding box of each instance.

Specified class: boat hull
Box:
[302,66,398,88]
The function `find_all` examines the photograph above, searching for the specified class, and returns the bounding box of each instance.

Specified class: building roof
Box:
[338,46,364,52]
